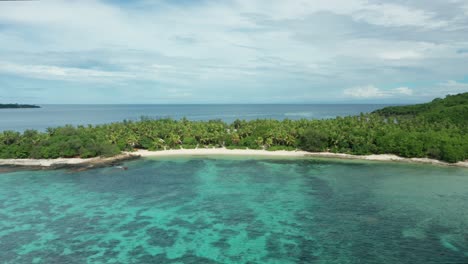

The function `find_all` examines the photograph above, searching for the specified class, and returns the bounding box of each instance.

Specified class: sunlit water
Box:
[1,157,467,263]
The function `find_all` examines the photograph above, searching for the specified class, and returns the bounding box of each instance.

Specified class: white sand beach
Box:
[132,148,309,157]
[0,154,136,168]
[130,148,468,168]
[0,157,94,167]
[0,149,467,168]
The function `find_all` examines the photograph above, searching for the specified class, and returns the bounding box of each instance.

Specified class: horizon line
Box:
[27,102,407,106]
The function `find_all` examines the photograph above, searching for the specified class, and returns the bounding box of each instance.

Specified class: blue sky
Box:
[0,0,467,104]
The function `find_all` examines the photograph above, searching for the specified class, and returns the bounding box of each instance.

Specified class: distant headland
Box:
[0,104,40,109]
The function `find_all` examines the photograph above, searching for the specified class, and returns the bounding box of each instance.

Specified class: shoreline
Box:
[0,153,138,170]
[132,149,468,168]
[1,148,466,169]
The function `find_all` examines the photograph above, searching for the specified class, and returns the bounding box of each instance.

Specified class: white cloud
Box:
[344,85,385,98]
[451,0,468,16]
[0,62,134,82]
[344,85,414,98]
[166,88,192,98]
[413,80,468,99]
[378,50,423,60]
[0,0,467,102]
[393,87,413,95]
[235,0,449,29]
[0,0,461,61]
[0,60,263,85]
[437,80,468,94]
[352,3,448,29]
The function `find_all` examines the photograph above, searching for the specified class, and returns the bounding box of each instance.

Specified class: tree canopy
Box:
[373,92,468,126]
[0,93,466,163]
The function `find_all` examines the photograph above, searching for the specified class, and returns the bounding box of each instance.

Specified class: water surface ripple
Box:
[0,158,467,263]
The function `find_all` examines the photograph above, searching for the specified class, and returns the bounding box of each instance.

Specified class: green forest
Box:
[0,93,467,163]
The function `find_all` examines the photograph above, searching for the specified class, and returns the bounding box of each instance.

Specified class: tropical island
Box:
[0,93,466,167]
[0,103,40,109]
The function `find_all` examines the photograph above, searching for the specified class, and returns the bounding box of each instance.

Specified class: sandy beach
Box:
[0,153,137,168]
[0,148,467,168]
[129,148,468,168]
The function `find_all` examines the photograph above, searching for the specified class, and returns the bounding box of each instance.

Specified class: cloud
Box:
[352,3,449,29]
[0,0,467,103]
[393,87,414,95]
[378,50,423,60]
[0,62,134,82]
[344,85,413,98]
[436,80,468,94]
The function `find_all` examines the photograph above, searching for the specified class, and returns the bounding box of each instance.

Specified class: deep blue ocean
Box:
[0,104,391,132]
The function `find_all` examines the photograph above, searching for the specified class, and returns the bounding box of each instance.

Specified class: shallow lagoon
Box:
[1,157,467,263]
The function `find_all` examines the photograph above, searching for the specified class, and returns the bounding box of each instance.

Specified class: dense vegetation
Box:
[373,93,468,126]
[0,93,466,162]
[0,103,40,109]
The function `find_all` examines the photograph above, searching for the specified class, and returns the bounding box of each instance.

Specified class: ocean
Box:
[0,104,391,132]
[2,103,466,263]
[1,157,467,263]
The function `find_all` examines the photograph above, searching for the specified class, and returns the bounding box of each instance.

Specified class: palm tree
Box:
[265,137,273,148]
[255,137,264,148]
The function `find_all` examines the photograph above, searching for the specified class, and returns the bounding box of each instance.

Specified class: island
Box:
[0,103,40,109]
[0,93,466,168]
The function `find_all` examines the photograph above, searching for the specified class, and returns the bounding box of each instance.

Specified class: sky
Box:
[0,0,467,104]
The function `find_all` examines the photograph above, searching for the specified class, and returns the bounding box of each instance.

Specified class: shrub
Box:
[299,128,329,152]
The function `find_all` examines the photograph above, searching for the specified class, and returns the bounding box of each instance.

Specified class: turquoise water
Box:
[1,157,467,263]
[0,104,392,132]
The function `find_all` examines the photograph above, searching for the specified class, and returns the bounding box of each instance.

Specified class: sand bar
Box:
[0,153,137,168]
[0,149,467,168]
[131,148,468,168]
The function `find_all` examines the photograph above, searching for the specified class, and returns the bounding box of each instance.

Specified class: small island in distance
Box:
[0,103,40,109]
